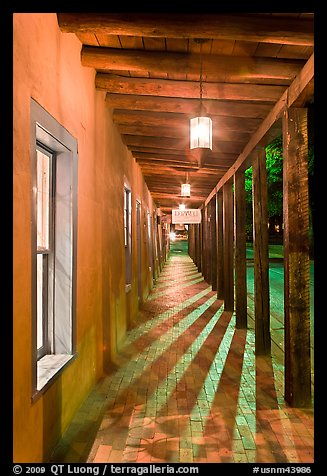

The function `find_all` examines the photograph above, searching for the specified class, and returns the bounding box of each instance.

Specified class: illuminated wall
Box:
[13,13,157,462]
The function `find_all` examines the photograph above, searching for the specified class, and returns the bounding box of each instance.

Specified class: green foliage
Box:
[244,166,252,203]
[265,136,283,184]
[244,135,314,218]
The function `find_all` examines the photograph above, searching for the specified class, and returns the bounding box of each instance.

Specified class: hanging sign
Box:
[172,209,201,224]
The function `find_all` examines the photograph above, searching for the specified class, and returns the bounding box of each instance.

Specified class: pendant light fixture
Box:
[190,39,212,152]
[181,172,190,197]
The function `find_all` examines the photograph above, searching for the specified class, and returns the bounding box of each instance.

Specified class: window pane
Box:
[37,254,44,350]
[124,189,128,247]
[37,149,50,250]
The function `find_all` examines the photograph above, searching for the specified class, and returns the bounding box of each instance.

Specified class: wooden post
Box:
[191,224,196,262]
[203,206,211,283]
[195,224,201,272]
[199,218,203,273]
[207,204,212,284]
[193,224,197,265]
[210,198,217,291]
[223,181,234,311]
[234,170,247,328]
[283,107,311,407]
[216,191,224,300]
[252,148,271,355]
[188,224,192,260]
[202,206,208,281]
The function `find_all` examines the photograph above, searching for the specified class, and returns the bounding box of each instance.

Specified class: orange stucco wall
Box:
[13,13,157,462]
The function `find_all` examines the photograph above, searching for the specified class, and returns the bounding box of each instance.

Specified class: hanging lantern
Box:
[181,183,190,197]
[190,116,212,150]
[190,39,213,152]
[179,203,186,211]
[181,172,190,197]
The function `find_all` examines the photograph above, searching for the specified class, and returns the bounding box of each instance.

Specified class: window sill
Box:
[33,354,76,401]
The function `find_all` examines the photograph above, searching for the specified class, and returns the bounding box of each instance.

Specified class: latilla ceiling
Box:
[57,13,314,212]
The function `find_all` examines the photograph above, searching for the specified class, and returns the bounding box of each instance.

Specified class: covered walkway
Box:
[13,13,315,464]
[50,242,313,464]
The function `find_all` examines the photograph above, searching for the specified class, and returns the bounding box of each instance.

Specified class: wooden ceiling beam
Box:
[131,151,198,164]
[150,191,206,201]
[82,46,303,82]
[131,148,237,163]
[118,125,251,143]
[138,163,226,174]
[144,180,221,190]
[123,135,245,154]
[57,13,313,45]
[205,53,314,205]
[96,73,286,102]
[106,94,272,118]
[138,164,227,176]
[113,110,262,133]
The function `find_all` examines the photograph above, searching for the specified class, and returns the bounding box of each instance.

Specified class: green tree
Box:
[244,135,314,250]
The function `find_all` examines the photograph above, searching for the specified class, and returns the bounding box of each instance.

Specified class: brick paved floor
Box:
[50,243,314,464]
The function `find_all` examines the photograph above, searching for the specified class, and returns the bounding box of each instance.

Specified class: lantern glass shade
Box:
[190,116,212,150]
[181,183,191,197]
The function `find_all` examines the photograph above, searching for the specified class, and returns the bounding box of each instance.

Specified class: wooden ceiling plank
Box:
[119,35,144,50]
[57,13,313,45]
[82,46,304,82]
[142,37,166,51]
[95,34,121,48]
[75,32,99,46]
[96,73,286,102]
[165,38,189,53]
[277,44,314,60]
[204,53,314,205]
[254,42,282,58]
[211,39,235,56]
[232,40,259,56]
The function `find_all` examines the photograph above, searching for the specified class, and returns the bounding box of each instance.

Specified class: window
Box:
[31,99,78,399]
[36,146,52,360]
[124,185,132,290]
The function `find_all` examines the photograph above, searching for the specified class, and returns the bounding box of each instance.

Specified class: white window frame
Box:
[124,184,132,291]
[30,98,78,400]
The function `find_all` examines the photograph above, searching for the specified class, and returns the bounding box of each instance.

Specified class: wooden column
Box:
[188,224,192,260]
[202,207,207,280]
[283,107,311,407]
[223,181,234,311]
[188,224,195,261]
[199,219,203,273]
[207,204,212,284]
[194,224,199,268]
[191,224,196,262]
[234,170,247,328]
[216,191,224,300]
[202,206,211,283]
[210,198,217,291]
[252,148,271,355]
